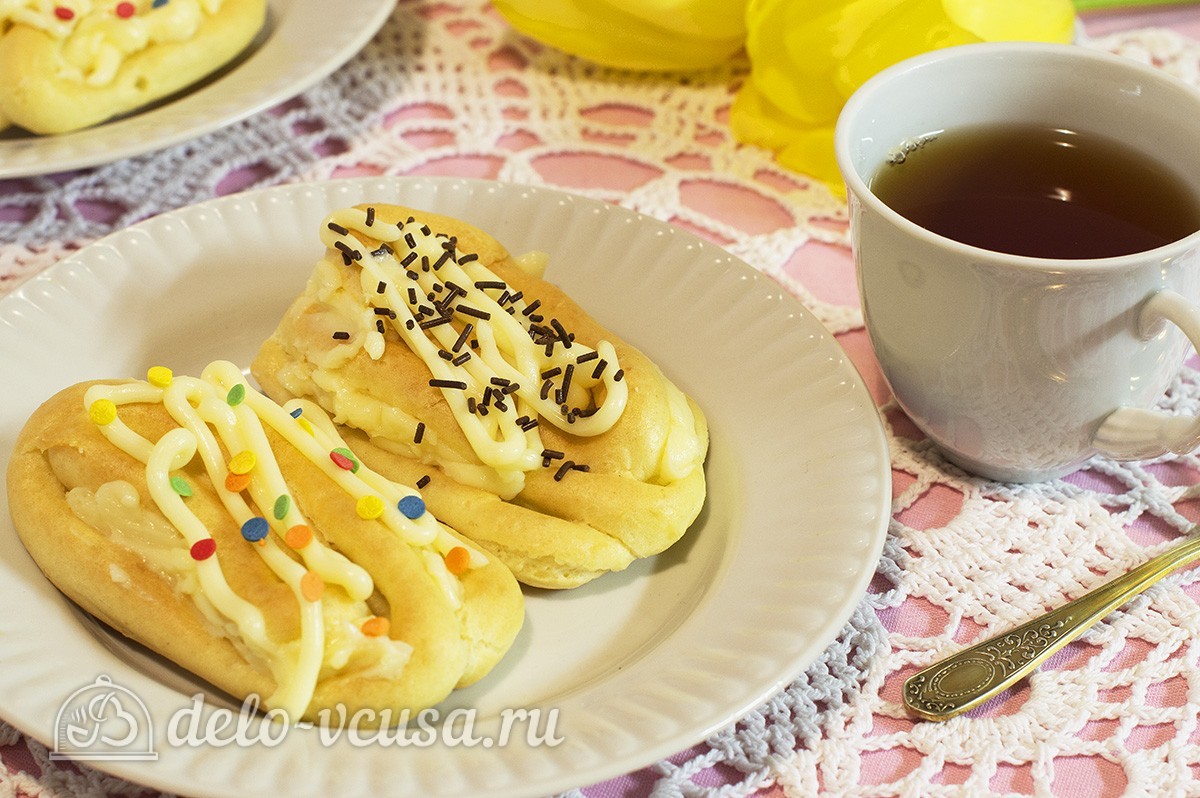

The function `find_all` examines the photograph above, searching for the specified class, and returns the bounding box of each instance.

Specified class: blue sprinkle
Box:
[152,0,169,7]
[241,516,270,542]
[289,407,303,418]
[397,495,426,519]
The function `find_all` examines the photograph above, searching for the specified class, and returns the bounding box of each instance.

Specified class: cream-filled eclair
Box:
[7,361,524,725]
[0,0,266,134]
[253,204,709,588]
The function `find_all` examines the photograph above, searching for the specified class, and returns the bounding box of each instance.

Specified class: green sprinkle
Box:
[331,447,359,473]
[227,384,246,406]
[273,494,291,520]
[170,475,192,497]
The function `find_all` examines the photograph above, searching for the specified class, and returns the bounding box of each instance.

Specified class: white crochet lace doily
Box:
[4,3,1200,796]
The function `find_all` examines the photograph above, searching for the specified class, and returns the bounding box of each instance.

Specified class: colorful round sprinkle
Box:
[226,383,246,406]
[356,495,385,520]
[273,494,291,520]
[289,407,303,418]
[54,6,74,20]
[190,538,216,561]
[147,366,173,387]
[285,525,312,549]
[228,450,256,475]
[361,616,390,637]
[329,450,356,472]
[170,475,193,497]
[88,399,118,426]
[397,495,426,519]
[300,571,325,602]
[225,471,252,493]
[444,546,471,575]
[241,516,270,542]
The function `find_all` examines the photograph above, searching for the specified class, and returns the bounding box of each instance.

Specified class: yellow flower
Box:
[491,0,750,71]
[730,0,1077,189]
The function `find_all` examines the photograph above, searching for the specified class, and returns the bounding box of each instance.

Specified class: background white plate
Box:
[0,0,394,178]
[0,177,891,796]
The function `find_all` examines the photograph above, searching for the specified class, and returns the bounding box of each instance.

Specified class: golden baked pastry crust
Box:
[252,204,709,589]
[8,379,524,724]
[0,0,266,134]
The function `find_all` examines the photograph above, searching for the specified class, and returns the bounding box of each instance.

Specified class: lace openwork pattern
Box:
[3,2,1200,796]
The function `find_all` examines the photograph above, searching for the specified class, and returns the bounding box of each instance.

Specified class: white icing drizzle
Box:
[317,207,630,479]
[79,360,482,719]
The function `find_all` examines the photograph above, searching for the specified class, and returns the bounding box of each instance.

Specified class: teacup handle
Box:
[1093,290,1200,461]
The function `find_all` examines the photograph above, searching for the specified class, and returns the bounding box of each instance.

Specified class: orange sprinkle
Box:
[285,524,312,549]
[444,546,472,575]
[224,471,252,493]
[300,570,324,602]
[361,616,390,637]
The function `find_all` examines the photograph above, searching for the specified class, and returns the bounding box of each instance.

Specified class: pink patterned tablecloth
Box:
[5,2,1200,797]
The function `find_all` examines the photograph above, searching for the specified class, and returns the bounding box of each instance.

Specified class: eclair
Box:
[0,0,267,134]
[7,361,524,725]
[253,204,709,588]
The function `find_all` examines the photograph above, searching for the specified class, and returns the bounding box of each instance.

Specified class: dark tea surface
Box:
[870,124,1200,259]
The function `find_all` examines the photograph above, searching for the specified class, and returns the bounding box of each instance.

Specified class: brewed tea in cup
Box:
[835,42,1200,482]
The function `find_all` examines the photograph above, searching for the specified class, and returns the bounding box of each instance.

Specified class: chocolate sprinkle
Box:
[474,280,506,290]
[576,351,599,363]
[414,422,425,443]
[429,378,468,390]
[451,352,472,366]
[377,280,387,293]
[522,299,542,317]
[332,331,351,340]
[416,475,431,489]
[334,241,361,264]
[456,304,491,320]
[365,207,376,226]
[452,323,474,352]
[327,222,349,235]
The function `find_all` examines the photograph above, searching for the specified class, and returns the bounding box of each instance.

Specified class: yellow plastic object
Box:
[490,0,750,71]
[729,0,1077,189]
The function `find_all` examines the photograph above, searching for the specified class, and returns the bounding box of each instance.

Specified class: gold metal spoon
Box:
[903,531,1200,721]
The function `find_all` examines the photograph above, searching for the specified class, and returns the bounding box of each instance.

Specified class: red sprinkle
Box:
[330,451,355,471]
[190,538,216,561]
[54,6,74,19]
[115,2,135,17]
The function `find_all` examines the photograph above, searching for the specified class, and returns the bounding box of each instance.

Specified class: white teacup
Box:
[835,42,1200,482]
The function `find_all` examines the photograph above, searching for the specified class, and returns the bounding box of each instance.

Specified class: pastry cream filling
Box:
[0,0,226,86]
[315,207,630,485]
[78,360,480,719]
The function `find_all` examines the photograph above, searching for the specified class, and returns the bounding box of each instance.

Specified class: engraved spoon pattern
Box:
[903,530,1200,721]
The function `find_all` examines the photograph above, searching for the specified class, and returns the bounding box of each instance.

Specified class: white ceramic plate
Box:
[0,177,890,796]
[0,0,394,178]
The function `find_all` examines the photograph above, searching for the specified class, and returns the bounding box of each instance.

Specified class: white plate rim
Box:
[0,176,891,796]
[0,0,394,178]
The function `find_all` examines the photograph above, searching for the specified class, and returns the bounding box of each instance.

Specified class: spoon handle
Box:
[903,531,1200,721]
